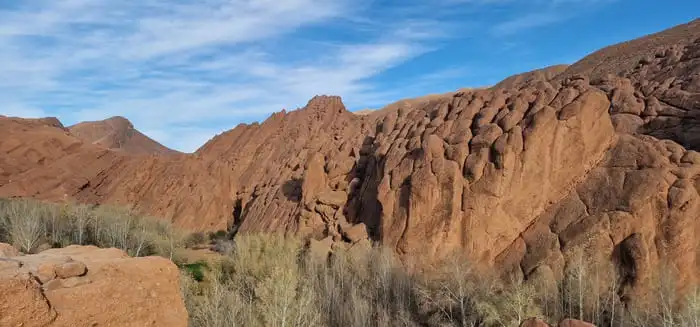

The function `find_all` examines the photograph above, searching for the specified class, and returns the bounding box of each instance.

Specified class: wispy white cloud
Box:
[0,0,444,152]
[489,0,617,35]
[492,12,564,35]
[0,102,50,119]
[0,0,617,152]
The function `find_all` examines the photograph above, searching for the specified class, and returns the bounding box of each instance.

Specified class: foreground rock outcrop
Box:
[0,244,187,326]
[1,19,699,306]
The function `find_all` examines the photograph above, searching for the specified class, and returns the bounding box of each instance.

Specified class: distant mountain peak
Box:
[68,117,177,155]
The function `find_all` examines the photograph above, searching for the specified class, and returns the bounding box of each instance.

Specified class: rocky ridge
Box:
[1,19,699,305]
[68,116,178,155]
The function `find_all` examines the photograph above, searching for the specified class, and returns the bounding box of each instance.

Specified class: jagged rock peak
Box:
[262,96,348,123]
[36,117,66,129]
[0,115,65,129]
[303,95,347,114]
[103,116,134,129]
[68,116,176,155]
[2,18,700,309]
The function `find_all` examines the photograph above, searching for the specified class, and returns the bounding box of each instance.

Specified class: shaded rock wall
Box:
[347,80,615,266]
[1,19,700,305]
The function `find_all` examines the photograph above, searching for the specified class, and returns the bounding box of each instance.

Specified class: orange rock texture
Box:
[0,244,187,327]
[1,19,700,303]
[68,116,178,155]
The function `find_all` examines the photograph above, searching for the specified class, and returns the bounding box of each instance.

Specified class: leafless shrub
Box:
[5,199,700,327]
[306,246,420,327]
[0,198,182,258]
[0,199,46,253]
[210,239,235,255]
[182,233,320,327]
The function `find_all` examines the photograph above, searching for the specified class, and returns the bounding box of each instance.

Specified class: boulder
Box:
[0,245,188,327]
[341,223,369,243]
[42,275,91,292]
[559,319,596,327]
[521,318,551,327]
[1,20,700,309]
[16,253,72,284]
[36,262,58,283]
[316,190,347,208]
[54,261,87,279]
[0,243,19,257]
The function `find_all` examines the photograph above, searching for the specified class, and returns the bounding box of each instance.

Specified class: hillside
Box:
[1,19,700,307]
[493,64,570,89]
[68,116,177,155]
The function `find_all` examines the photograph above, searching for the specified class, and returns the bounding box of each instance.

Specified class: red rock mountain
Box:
[68,116,177,155]
[1,19,700,304]
[493,64,569,90]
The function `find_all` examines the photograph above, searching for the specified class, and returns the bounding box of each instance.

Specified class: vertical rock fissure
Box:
[229,198,244,237]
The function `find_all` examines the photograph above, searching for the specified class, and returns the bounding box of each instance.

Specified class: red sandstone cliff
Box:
[2,19,700,304]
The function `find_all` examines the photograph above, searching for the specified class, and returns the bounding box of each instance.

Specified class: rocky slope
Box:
[1,19,700,305]
[493,64,569,90]
[0,243,187,326]
[68,116,177,155]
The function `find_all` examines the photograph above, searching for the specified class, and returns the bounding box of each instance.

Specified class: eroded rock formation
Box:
[0,243,188,326]
[1,19,700,305]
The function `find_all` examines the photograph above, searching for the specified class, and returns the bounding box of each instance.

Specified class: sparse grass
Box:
[4,198,700,327]
[182,234,543,327]
[182,234,318,327]
[0,198,185,259]
[182,235,700,327]
[185,232,207,248]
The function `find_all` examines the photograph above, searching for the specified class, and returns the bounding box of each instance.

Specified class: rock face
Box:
[558,319,596,327]
[1,19,700,306]
[561,19,700,81]
[69,116,178,155]
[0,243,19,257]
[349,79,615,265]
[0,244,188,327]
[494,64,569,90]
[520,318,551,327]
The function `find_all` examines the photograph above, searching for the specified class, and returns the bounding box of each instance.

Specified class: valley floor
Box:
[2,198,699,327]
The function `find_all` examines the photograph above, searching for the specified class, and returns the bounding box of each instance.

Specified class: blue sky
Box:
[0,0,698,152]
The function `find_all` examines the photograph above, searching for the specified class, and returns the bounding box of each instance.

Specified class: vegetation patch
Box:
[181,261,208,282]
[180,234,700,327]
[0,198,185,260]
[4,198,700,327]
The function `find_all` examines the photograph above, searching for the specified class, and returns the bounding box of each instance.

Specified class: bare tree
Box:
[4,200,46,253]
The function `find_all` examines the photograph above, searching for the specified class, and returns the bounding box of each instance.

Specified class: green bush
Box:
[181,261,208,282]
